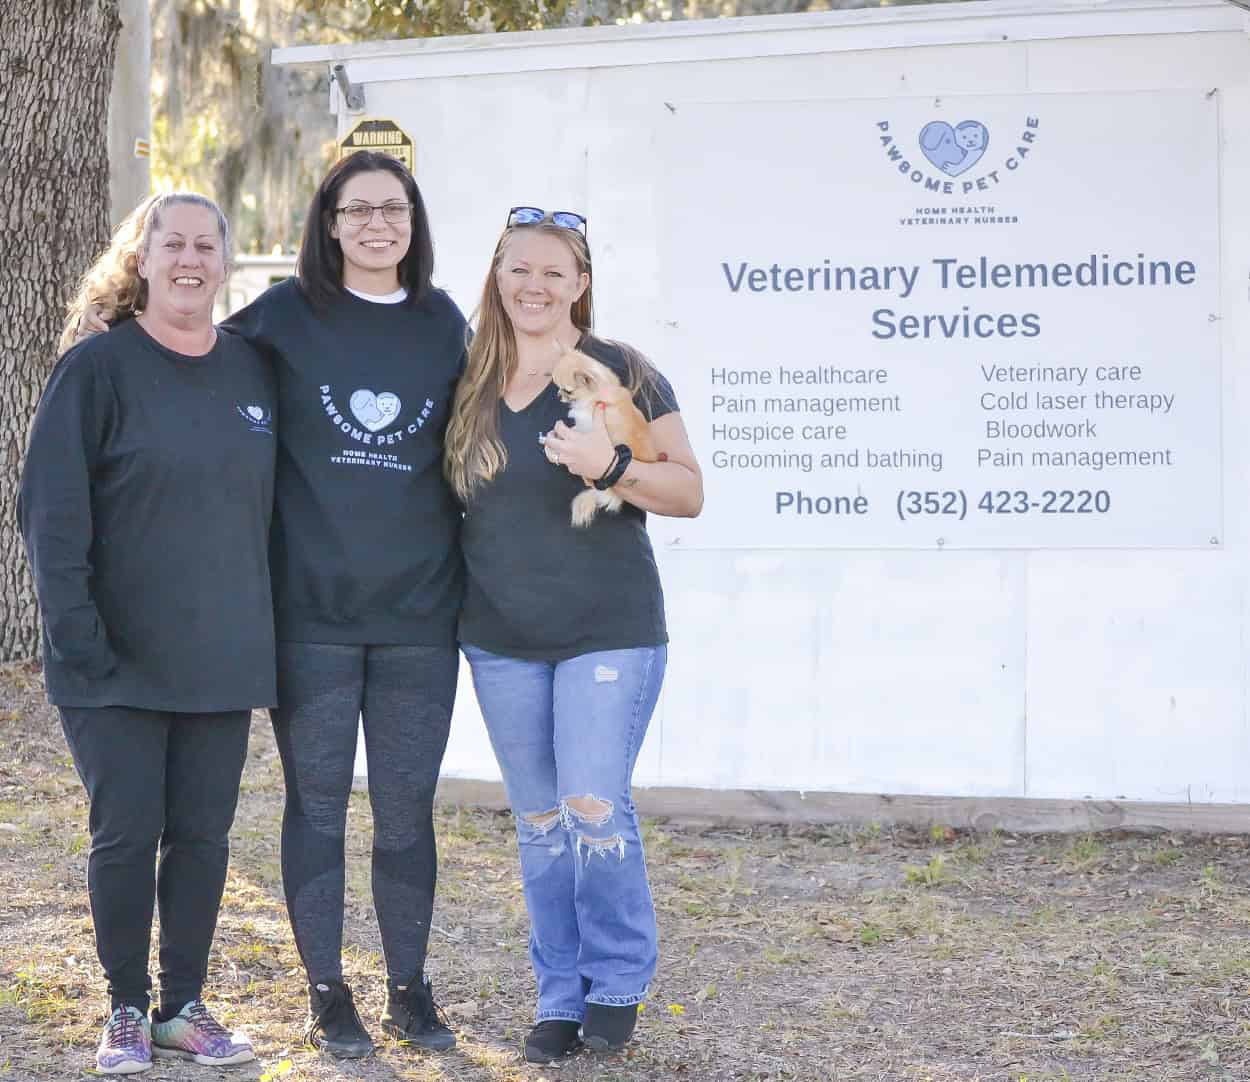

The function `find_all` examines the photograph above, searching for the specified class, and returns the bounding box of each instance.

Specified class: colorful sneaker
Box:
[96,1005,152,1075]
[151,999,255,1066]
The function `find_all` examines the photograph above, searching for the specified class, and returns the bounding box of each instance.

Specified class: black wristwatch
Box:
[594,444,633,490]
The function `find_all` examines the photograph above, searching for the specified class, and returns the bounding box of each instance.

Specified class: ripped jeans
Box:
[461,644,666,1022]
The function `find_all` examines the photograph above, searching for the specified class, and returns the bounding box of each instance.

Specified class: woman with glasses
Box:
[21,192,270,1074]
[220,152,465,1057]
[444,207,703,1064]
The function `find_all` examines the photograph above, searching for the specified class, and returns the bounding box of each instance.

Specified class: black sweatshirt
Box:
[17,319,278,711]
[222,279,466,645]
[459,337,678,661]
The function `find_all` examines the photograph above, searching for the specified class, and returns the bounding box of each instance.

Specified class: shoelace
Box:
[107,1009,145,1050]
[406,981,451,1029]
[185,1000,230,1038]
[305,984,359,1042]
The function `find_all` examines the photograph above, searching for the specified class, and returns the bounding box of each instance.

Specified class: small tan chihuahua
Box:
[550,344,663,527]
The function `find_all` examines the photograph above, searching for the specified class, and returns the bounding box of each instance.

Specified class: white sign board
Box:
[657,91,1220,549]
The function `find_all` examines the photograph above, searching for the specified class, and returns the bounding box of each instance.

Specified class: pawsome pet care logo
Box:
[876,114,1040,196]
[236,404,273,433]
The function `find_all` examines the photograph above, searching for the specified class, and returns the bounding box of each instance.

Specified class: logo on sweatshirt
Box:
[320,384,435,447]
[237,404,273,433]
[350,389,402,432]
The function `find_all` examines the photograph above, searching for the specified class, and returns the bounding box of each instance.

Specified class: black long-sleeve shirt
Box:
[222,279,466,646]
[17,319,277,711]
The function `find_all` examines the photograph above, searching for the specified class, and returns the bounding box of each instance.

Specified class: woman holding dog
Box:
[444,207,703,1063]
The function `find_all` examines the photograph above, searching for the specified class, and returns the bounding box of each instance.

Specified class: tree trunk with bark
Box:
[0,0,121,661]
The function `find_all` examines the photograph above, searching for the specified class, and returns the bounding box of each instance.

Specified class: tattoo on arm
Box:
[622,477,640,487]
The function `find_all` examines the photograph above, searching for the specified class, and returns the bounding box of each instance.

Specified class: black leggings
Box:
[59,706,251,1014]
[271,641,457,988]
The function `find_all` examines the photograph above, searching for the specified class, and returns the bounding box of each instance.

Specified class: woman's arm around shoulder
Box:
[218,276,303,351]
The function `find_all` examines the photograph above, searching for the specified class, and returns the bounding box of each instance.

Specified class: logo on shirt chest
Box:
[320,385,435,446]
[349,389,401,432]
[236,404,273,433]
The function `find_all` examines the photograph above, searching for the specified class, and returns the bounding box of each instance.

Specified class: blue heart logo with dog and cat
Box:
[919,119,990,177]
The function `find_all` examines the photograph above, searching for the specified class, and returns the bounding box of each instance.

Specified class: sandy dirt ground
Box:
[2,661,1249,1081]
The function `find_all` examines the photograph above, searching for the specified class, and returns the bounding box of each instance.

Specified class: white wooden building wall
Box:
[275,0,1250,813]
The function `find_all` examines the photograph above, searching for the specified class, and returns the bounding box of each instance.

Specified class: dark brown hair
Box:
[296,151,434,309]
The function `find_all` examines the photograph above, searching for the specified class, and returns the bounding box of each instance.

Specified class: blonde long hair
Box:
[58,192,232,355]
[445,221,594,501]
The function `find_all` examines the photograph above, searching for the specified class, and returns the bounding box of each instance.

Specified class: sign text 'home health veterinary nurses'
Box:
[658,91,1221,549]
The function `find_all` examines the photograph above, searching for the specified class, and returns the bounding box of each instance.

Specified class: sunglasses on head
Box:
[506,206,588,234]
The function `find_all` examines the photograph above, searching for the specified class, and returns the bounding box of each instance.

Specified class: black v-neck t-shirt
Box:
[458,338,678,661]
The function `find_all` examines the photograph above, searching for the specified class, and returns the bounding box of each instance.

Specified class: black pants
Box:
[59,706,251,1014]
[271,642,457,989]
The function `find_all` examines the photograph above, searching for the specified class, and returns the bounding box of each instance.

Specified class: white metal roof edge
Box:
[272,0,1245,78]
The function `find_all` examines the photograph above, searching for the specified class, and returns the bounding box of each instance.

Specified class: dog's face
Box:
[552,348,613,404]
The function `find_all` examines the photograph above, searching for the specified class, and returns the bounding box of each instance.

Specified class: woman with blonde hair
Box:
[21,192,273,1074]
[445,207,703,1064]
[58,195,158,355]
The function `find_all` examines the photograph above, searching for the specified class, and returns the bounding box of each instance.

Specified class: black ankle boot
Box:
[524,1020,582,1063]
[581,1003,638,1052]
[304,980,374,1058]
[379,975,456,1051]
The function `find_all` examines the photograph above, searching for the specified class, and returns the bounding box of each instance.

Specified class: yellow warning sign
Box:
[339,118,414,174]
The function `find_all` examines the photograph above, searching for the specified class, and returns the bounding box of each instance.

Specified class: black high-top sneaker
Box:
[304,980,374,1058]
[524,1020,583,1063]
[580,1003,638,1052]
[379,975,456,1051]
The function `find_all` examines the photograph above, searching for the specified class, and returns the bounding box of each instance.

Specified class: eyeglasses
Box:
[335,201,413,227]
[506,206,588,234]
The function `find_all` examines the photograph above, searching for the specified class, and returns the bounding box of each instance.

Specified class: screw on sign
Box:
[339,118,414,174]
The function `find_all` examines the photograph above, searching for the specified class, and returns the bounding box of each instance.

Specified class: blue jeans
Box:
[462,644,666,1022]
